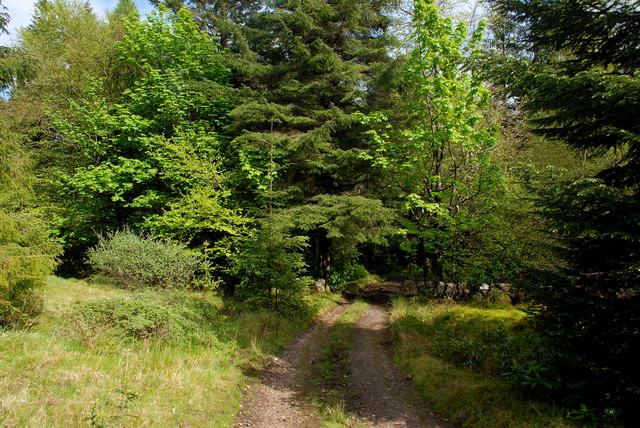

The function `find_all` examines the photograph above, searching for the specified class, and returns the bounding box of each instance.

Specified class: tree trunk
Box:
[427,252,443,281]
[417,237,428,286]
[318,229,332,281]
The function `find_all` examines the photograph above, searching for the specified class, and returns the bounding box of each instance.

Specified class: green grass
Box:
[390,298,571,428]
[0,276,339,427]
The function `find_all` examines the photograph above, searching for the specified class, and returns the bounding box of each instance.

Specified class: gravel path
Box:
[347,304,453,428]
[236,301,452,428]
[235,303,349,427]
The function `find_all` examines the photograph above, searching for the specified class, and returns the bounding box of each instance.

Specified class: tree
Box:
[232,213,310,311]
[371,0,498,285]
[47,7,246,276]
[488,0,640,420]
[0,115,60,327]
[0,1,7,33]
[221,0,401,283]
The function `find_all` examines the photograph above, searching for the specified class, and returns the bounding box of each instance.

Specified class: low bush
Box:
[390,299,569,426]
[329,263,369,292]
[68,291,221,343]
[87,229,201,289]
[390,299,561,397]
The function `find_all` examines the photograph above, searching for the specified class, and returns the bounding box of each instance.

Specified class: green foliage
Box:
[0,118,59,327]
[69,291,219,342]
[0,276,339,426]
[328,263,369,292]
[87,229,201,290]
[390,299,570,426]
[220,0,401,279]
[370,0,499,283]
[44,6,244,272]
[232,214,310,312]
[0,1,8,34]
[6,0,109,105]
[488,0,640,420]
[288,194,397,280]
[0,211,59,326]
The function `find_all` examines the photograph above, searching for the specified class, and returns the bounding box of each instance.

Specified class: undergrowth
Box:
[390,298,571,428]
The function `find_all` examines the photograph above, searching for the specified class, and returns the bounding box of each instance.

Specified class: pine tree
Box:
[0,115,60,326]
[0,1,7,33]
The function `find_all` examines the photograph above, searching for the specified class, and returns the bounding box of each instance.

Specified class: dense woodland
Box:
[1,0,639,424]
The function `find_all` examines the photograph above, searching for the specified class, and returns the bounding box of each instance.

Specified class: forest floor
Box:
[236,295,453,428]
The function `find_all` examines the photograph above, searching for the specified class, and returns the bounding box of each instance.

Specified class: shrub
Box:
[87,229,201,289]
[69,291,221,343]
[232,215,310,312]
[0,210,60,327]
[391,300,561,396]
[329,263,369,292]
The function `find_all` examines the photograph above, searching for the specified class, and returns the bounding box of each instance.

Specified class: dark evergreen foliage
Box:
[215,0,402,281]
[489,0,640,420]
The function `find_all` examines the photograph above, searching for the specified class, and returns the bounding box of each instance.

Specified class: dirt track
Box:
[235,301,452,427]
[348,304,452,427]
[235,303,349,427]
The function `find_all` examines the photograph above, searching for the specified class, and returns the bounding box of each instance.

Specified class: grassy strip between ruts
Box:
[389,297,572,428]
[0,276,340,427]
[309,300,369,428]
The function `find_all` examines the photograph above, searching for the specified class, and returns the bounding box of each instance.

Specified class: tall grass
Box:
[0,276,338,427]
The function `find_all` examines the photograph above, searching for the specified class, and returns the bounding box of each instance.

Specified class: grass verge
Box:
[0,276,339,427]
[389,298,571,428]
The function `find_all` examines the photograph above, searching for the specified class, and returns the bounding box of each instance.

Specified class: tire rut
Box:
[235,303,350,428]
[347,304,454,428]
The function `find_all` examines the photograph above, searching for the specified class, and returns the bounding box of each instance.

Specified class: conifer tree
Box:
[0,116,60,326]
[488,0,640,419]
[223,0,400,283]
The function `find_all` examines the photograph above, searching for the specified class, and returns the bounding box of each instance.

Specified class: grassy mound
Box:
[68,292,221,343]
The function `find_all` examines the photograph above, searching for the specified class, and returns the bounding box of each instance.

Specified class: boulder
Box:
[457,282,470,296]
[436,281,446,296]
[402,280,420,295]
[313,278,327,292]
[445,283,457,298]
[495,283,512,293]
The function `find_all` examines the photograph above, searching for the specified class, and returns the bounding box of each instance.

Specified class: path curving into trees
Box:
[235,303,350,427]
[347,304,453,428]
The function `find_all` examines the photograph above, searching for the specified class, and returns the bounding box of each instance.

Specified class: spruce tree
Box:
[223,0,400,283]
[488,0,640,419]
